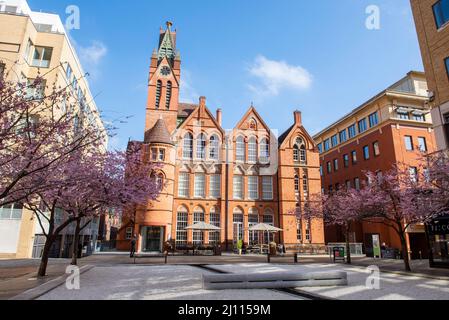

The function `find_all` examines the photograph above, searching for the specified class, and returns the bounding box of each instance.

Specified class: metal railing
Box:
[327,243,364,255]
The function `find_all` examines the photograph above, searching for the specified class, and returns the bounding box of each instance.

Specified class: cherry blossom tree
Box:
[0,69,106,207]
[361,163,447,272]
[26,145,161,276]
[301,188,374,264]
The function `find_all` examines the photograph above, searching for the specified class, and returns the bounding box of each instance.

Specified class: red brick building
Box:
[313,72,438,259]
[117,23,324,253]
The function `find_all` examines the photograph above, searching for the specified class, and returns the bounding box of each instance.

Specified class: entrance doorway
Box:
[142,227,163,252]
[409,233,429,260]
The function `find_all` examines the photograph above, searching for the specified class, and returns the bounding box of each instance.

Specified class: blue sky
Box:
[29,0,423,150]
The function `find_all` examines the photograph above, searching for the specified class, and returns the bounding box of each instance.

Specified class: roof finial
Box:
[166,21,173,30]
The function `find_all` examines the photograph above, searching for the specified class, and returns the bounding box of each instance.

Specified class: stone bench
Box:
[202,271,348,290]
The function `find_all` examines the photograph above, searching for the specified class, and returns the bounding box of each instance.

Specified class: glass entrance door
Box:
[144,227,162,252]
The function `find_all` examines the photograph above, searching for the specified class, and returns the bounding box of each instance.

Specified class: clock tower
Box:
[145,21,181,135]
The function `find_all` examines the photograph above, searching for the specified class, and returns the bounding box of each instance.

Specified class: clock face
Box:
[161,66,171,76]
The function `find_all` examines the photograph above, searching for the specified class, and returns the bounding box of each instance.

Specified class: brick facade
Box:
[313,72,437,258]
[411,0,449,151]
[117,23,324,253]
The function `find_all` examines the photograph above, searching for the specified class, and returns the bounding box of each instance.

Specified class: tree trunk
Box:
[345,226,352,264]
[400,234,411,272]
[38,235,54,277]
[71,218,81,266]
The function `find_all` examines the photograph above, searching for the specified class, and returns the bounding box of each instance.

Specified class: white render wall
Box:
[0,219,21,254]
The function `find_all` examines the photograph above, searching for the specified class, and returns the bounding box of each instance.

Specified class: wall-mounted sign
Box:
[427,216,449,236]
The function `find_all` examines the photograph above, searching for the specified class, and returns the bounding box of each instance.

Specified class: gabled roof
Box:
[234,106,271,132]
[278,123,316,150]
[278,125,294,144]
[178,103,197,118]
[177,102,225,136]
[144,118,174,145]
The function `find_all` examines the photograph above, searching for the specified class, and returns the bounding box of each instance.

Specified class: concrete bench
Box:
[202,271,348,290]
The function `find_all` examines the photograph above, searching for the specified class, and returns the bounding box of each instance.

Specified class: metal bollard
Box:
[267,253,271,263]
[294,253,298,263]
[164,252,168,264]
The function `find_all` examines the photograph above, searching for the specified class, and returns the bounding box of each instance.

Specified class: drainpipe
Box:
[224,135,230,251]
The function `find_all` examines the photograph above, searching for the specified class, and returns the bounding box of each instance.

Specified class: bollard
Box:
[294,253,298,263]
[164,251,168,264]
[267,253,271,263]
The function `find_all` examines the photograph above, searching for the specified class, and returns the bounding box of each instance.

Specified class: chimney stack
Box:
[216,108,222,126]
[294,110,302,125]
[199,96,206,107]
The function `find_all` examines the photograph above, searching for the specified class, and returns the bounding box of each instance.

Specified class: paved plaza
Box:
[2,254,449,300]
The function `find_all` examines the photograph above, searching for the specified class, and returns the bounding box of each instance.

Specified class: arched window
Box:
[156,173,164,191]
[176,207,188,247]
[293,137,307,164]
[263,208,274,244]
[259,138,269,163]
[196,133,206,159]
[248,208,259,245]
[193,207,205,245]
[209,135,219,160]
[294,175,300,193]
[209,207,220,244]
[293,145,299,162]
[233,207,244,245]
[303,174,308,198]
[183,133,193,159]
[165,81,172,109]
[155,80,162,109]
[248,137,257,163]
[236,136,245,162]
[297,218,302,242]
[300,145,307,163]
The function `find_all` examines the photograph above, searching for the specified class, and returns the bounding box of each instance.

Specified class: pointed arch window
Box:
[303,174,308,198]
[236,136,245,162]
[259,138,269,163]
[196,133,206,159]
[165,81,172,109]
[209,135,219,160]
[294,175,300,193]
[294,137,307,164]
[155,80,162,109]
[183,133,193,159]
[248,137,257,163]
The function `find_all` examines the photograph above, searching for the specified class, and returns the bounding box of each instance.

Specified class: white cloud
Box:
[179,69,199,103]
[79,41,108,65]
[69,38,108,81]
[248,55,312,96]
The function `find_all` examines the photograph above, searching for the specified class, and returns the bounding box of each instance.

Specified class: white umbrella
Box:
[185,222,221,231]
[248,223,283,251]
[248,223,283,232]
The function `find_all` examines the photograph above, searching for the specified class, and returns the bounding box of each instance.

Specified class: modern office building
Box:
[0,0,107,258]
[313,72,437,259]
[117,23,325,253]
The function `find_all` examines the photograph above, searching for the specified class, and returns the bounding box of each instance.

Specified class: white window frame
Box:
[248,137,257,163]
[178,172,189,198]
[248,176,259,200]
[233,175,243,200]
[236,136,245,162]
[262,176,273,200]
[194,174,206,198]
[209,174,221,199]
